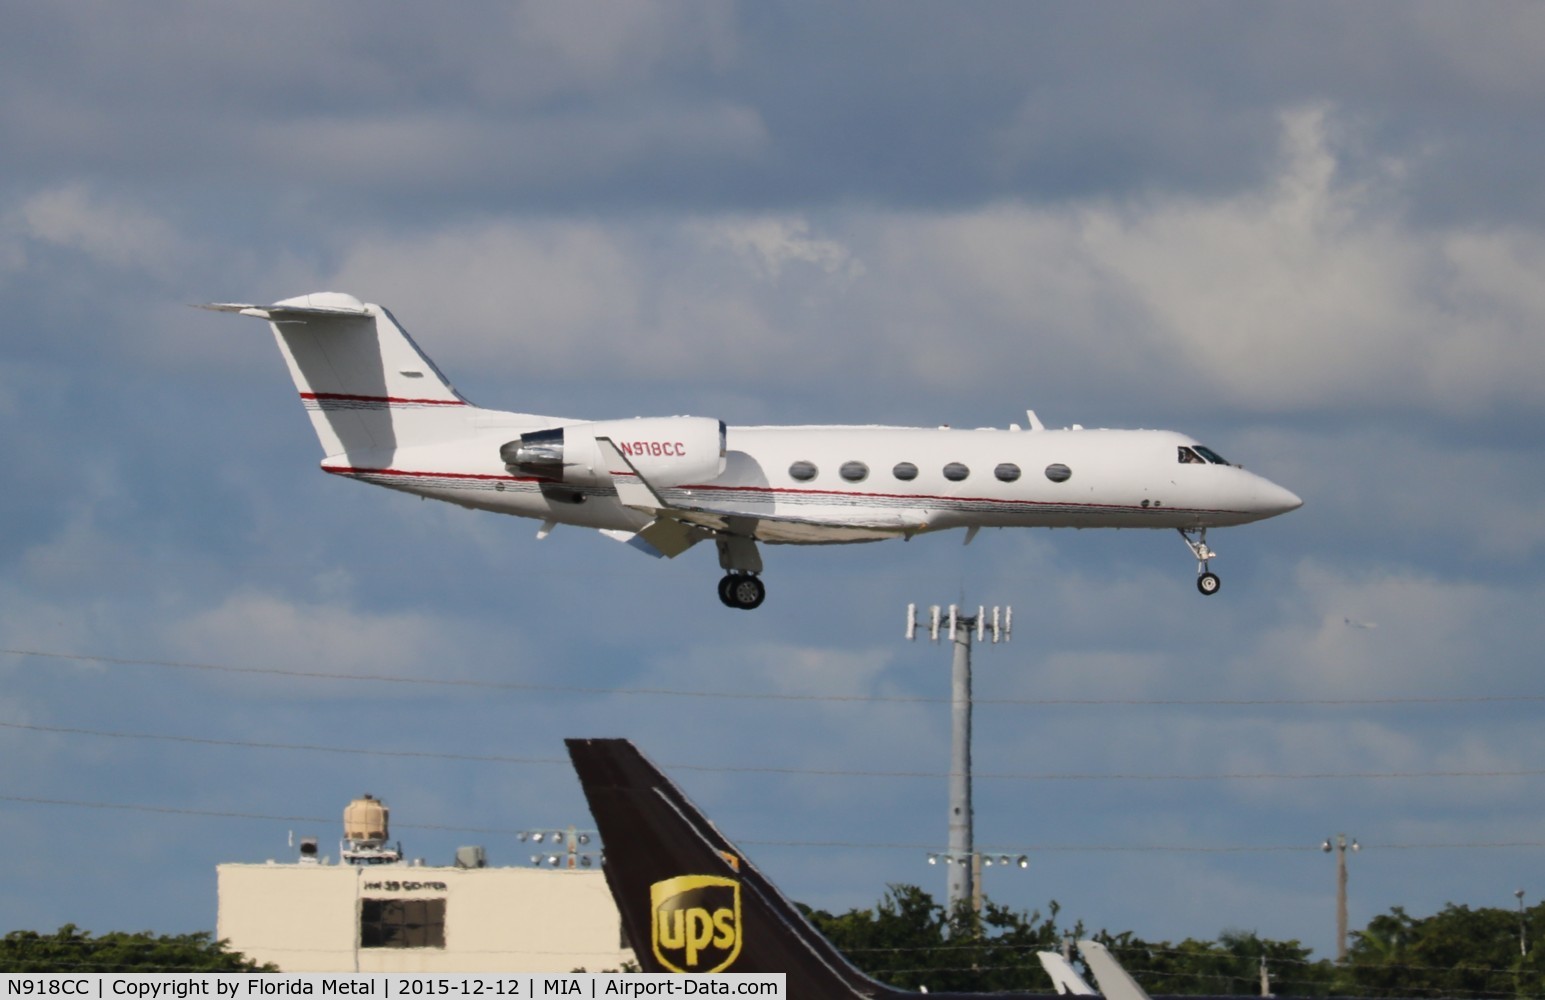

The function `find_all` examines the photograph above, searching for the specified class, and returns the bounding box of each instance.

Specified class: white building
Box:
[217,796,634,973]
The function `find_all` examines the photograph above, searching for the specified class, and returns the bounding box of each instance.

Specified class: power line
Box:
[2,793,1543,855]
[7,718,1545,784]
[7,645,1544,708]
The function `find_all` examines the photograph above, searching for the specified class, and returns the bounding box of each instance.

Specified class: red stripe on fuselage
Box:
[322,467,1244,516]
[301,392,467,406]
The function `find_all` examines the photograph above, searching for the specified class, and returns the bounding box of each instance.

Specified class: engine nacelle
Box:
[500,416,726,488]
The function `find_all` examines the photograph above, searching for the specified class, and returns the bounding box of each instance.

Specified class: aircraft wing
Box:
[596,437,921,552]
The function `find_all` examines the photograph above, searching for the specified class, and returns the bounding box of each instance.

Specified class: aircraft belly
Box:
[753,521,897,544]
[329,468,647,530]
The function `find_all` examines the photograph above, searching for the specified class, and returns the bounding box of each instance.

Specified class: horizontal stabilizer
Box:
[198,292,372,322]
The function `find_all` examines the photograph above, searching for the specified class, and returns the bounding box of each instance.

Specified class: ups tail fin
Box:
[566,738,900,997]
[204,292,475,459]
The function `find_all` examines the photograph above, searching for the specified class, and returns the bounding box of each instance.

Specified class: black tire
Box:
[717,575,738,607]
[1197,572,1221,596]
[727,575,766,610]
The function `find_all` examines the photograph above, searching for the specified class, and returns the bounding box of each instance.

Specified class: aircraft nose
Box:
[1255,478,1303,517]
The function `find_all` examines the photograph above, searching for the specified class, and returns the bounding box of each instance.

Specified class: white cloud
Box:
[303,105,1545,422]
[11,185,185,277]
[702,216,865,283]
[1245,561,1545,697]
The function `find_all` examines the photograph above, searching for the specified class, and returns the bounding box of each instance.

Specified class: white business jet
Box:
[205,292,1301,610]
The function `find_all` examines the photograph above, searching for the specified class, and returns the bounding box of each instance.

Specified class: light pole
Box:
[517,826,600,868]
[1321,834,1358,963]
[907,603,1010,914]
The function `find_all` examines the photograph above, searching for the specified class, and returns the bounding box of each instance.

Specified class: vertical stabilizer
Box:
[1077,941,1153,1000]
[566,738,898,997]
[1038,951,1099,995]
[205,292,475,459]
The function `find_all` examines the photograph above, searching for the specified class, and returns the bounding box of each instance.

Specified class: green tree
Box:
[1095,928,1335,996]
[0,925,274,973]
[1342,902,1545,998]
[802,885,1080,993]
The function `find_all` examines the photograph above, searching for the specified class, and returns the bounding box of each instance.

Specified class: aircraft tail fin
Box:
[566,738,900,997]
[1037,951,1098,995]
[203,292,477,459]
[1077,940,1153,1000]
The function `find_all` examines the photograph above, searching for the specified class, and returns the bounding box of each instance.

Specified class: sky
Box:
[3,0,1545,970]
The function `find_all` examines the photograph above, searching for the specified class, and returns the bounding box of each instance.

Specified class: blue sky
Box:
[3,1,1545,965]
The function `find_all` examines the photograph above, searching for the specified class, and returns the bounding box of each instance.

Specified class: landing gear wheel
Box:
[718,574,766,610]
[1197,572,1221,596]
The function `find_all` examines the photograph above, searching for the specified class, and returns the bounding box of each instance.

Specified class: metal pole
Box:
[1335,834,1349,963]
[1517,889,1527,957]
[948,616,974,915]
[1321,833,1359,963]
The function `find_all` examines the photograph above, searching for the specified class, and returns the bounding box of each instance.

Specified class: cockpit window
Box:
[1179,445,1230,465]
[1194,445,1229,465]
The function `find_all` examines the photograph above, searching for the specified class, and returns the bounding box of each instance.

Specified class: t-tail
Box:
[567,737,915,997]
[201,292,487,461]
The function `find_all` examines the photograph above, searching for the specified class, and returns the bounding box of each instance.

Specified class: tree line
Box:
[800,885,1545,997]
[5,893,1544,996]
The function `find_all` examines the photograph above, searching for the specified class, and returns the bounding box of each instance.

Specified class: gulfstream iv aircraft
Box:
[207,292,1301,609]
[568,738,1242,998]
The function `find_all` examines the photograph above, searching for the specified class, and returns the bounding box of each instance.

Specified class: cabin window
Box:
[943,462,970,482]
[839,461,869,483]
[789,460,818,482]
[892,462,919,481]
[994,463,1021,483]
[1044,463,1072,483]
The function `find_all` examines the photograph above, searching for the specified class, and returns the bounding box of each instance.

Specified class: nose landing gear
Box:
[1179,528,1221,596]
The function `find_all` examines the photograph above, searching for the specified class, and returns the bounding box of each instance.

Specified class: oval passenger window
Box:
[789,461,818,482]
[893,462,919,481]
[943,462,970,482]
[994,463,1021,482]
[840,461,869,482]
[1044,463,1072,483]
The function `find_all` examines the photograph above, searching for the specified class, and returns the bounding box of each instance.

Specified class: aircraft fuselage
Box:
[322,419,1299,540]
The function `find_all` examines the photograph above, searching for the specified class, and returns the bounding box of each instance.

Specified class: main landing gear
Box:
[718,573,766,610]
[715,534,766,610]
[1179,527,1221,596]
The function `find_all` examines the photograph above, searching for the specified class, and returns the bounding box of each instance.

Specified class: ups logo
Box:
[650,875,742,973]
